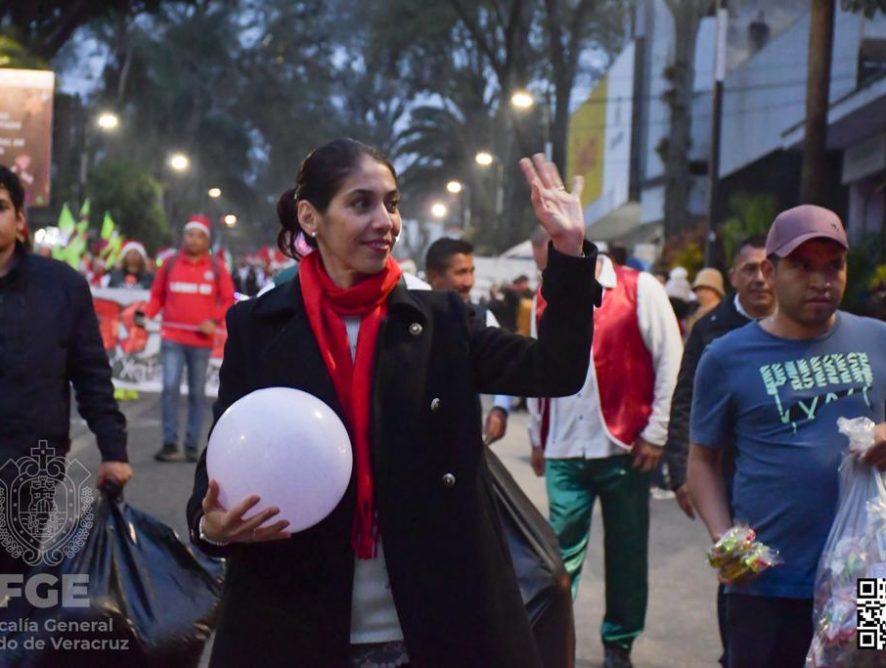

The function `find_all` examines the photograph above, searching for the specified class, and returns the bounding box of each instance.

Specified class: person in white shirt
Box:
[528,233,683,668]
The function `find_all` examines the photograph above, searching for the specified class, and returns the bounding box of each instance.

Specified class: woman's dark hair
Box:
[277,138,397,260]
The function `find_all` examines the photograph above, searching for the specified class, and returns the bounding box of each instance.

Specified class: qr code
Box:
[857,578,886,650]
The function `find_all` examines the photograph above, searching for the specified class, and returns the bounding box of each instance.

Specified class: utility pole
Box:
[800,0,836,204]
[705,0,727,266]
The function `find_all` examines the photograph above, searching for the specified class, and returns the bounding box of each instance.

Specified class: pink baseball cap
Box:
[765,205,847,258]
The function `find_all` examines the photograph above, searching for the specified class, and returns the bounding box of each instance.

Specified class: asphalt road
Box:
[69,393,722,667]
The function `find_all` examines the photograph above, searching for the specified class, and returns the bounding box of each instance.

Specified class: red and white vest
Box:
[536,265,655,448]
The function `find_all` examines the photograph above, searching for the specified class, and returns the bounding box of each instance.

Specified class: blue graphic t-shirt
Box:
[691,312,886,599]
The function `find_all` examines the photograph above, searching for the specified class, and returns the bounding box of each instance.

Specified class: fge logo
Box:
[0,443,94,566]
[0,574,90,608]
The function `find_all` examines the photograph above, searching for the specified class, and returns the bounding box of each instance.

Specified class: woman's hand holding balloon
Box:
[201,479,292,543]
[519,153,585,257]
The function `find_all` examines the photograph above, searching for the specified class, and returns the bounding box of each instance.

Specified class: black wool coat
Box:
[0,243,126,461]
[664,295,750,489]
[187,244,600,667]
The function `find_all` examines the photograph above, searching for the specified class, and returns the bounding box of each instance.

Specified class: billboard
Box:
[567,43,635,226]
[0,69,55,207]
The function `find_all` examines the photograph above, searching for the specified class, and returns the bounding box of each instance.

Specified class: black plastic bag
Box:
[486,450,575,668]
[1,488,223,667]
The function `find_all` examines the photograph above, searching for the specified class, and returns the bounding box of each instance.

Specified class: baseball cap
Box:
[765,205,847,258]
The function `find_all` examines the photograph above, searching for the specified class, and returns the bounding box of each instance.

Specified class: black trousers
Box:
[725,593,813,668]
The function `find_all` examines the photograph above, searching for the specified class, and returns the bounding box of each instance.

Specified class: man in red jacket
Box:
[142,215,234,462]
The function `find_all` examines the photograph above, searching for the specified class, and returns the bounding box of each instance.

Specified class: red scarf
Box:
[299,252,402,558]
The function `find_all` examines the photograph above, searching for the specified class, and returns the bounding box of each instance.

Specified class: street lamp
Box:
[96,111,120,131]
[208,187,222,198]
[168,152,190,172]
[430,202,448,219]
[474,152,503,215]
[510,90,534,110]
[475,151,494,167]
[446,180,463,194]
[223,214,237,227]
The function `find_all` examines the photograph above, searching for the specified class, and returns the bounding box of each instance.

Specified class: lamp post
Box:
[78,109,121,204]
[475,151,503,217]
[510,89,552,160]
[446,179,472,231]
[163,151,192,228]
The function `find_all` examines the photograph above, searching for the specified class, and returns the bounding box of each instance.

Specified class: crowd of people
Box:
[1,133,886,668]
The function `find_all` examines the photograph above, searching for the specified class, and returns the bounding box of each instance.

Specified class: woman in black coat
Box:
[187,138,599,667]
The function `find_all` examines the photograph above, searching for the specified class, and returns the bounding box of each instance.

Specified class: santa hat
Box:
[183,214,212,238]
[120,241,148,261]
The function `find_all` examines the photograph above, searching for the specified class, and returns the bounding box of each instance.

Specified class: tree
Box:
[87,158,169,252]
[800,0,835,204]
[0,0,195,60]
[841,0,886,17]
[541,0,626,172]
[661,0,714,240]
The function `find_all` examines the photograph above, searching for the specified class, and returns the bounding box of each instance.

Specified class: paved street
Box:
[69,394,721,667]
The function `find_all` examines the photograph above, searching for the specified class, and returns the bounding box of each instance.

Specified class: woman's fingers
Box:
[519,157,543,192]
[227,494,263,523]
[531,154,555,189]
[235,505,281,538]
[251,519,292,542]
[201,480,221,513]
[571,175,584,200]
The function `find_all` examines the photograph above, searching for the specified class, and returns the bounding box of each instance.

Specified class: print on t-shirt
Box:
[760,352,874,431]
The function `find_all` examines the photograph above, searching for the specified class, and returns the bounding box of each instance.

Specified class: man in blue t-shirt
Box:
[689,205,886,668]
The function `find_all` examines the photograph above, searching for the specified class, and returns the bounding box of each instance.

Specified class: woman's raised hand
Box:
[519,153,585,256]
[201,479,292,543]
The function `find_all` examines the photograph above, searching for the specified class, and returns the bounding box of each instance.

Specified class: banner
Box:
[567,42,635,224]
[0,68,54,207]
[91,288,226,397]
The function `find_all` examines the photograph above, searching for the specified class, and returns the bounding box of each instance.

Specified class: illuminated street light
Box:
[96,112,120,131]
[223,214,237,226]
[446,180,464,194]
[208,187,222,198]
[510,90,534,109]
[168,152,190,172]
[430,202,448,219]
[475,151,494,167]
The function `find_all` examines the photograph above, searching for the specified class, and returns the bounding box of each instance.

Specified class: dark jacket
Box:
[187,244,600,668]
[0,243,127,461]
[106,267,154,289]
[664,295,748,489]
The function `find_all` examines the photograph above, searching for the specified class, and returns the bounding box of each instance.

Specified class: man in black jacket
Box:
[0,166,132,576]
[665,234,773,510]
[663,234,773,664]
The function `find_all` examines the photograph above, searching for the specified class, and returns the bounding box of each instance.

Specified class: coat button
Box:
[430,397,441,412]
[441,473,456,488]
[409,322,423,336]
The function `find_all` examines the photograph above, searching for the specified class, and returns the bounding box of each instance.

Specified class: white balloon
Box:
[207,387,352,533]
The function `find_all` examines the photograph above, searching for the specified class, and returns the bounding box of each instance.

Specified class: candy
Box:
[706,524,780,584]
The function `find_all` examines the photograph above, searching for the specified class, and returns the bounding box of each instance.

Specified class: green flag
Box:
[63,233,87,269]
[100,212,115,241]
[57,203,76,235]
[103,230,124,265]
[79,198,91,222]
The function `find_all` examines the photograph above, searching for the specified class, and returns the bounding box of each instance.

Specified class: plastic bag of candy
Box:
[706,523,780,583]
[807,417,886,668]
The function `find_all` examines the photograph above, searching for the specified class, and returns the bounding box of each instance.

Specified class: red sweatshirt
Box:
[145,252,235,348]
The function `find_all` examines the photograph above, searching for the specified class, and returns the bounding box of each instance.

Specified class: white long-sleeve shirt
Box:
[529,256,683,459]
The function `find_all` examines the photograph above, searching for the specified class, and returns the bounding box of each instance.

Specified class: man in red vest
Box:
[141,215,235,462]
[529,231,683,668]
